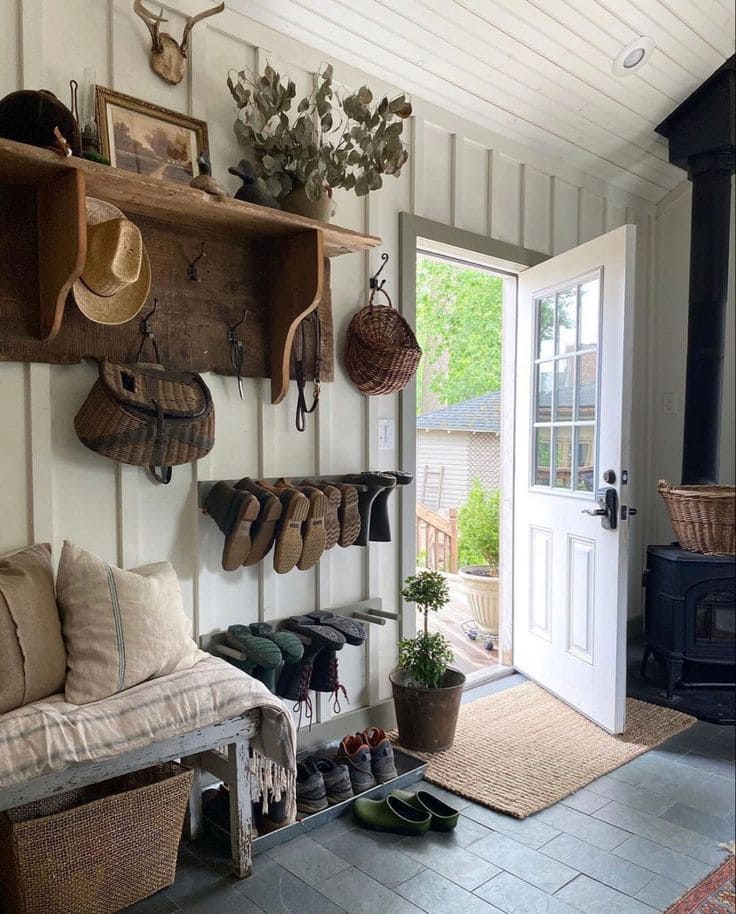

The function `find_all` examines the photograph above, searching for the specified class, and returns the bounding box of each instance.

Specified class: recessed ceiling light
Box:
[612,36,654,76]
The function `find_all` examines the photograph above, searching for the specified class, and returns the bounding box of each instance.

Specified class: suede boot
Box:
[233,478,283,566]
[204,481,260,571]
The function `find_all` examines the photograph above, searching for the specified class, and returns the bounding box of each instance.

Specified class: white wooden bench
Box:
[0,713,259,878]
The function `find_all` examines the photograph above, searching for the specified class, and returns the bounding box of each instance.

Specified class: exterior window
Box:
[532,273,600,493]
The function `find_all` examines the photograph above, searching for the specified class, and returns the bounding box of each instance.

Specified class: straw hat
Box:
[72,198,151,325]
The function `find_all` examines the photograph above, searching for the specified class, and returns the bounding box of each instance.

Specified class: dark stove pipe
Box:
[681,153,733,484]
[655,56,735,486]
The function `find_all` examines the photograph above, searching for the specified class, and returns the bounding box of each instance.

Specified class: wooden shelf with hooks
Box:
[0,139,381,403]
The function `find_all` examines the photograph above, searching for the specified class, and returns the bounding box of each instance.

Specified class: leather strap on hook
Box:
[294,312,321,432]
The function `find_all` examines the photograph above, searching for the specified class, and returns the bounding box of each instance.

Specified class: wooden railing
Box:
[416,502,458,573]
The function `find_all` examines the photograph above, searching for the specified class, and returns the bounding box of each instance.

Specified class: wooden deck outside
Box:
[421,578,499,676]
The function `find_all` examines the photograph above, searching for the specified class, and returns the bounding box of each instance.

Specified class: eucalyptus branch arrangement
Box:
[399,570,454,689]
[227,63,412,203]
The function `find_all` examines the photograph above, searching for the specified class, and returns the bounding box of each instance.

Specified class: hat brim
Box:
[72,197,151,325]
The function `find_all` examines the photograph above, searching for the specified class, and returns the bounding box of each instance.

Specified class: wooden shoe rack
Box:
[0,138,380,403]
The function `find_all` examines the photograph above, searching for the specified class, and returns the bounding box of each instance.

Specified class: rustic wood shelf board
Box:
[0,140,381,257]
[0,196,333,381]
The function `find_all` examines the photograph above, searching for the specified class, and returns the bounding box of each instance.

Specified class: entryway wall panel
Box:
[0,0,660,739]
[0,364,30,555]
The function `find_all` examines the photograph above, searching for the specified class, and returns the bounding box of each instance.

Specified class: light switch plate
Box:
[378,418,395,450]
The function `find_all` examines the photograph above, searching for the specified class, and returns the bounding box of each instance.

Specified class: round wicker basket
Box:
[658,480,736,555]
[344,289,422,396]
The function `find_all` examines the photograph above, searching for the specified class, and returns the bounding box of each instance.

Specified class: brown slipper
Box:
[301,480,341,550]
[204,482,260,571]
[234,478,283,567]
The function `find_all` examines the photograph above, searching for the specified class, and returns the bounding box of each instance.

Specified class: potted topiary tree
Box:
[458,480,501,634]
[227,63,412,221]
[390,570,466,752]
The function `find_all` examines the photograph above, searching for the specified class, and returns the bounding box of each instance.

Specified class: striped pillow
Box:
[56,541,202,705]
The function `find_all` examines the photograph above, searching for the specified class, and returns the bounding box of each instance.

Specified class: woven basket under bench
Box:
[0,762,192,914]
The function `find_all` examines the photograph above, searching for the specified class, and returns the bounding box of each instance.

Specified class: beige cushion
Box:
[56,541,202,705]
[0,544,67,714]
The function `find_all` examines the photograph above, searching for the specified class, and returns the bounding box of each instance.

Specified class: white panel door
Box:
[513,225,636,734]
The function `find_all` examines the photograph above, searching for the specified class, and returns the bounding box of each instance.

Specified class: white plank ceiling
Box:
[229,0,735,202]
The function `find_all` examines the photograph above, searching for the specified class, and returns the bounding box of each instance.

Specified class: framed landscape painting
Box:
[95,86,209,185]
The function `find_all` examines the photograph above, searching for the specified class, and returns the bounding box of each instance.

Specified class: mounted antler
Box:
[132,0,225,85]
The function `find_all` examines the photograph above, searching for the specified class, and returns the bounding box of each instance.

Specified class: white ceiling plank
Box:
[657,0,735,59]
[339,0,675,187]
[380,0,674,147]
[533,0,705,105]
[594,0,726,80]
[451,0,683,117]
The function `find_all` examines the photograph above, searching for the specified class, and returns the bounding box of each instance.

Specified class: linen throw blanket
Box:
[0,655,296,816]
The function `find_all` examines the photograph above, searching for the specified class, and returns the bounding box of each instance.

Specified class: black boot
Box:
[343,473,396,546]
[369,471,414,542]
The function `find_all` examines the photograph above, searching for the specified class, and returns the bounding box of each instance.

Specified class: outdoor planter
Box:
[459,565,499,633]
[390,667,466,752]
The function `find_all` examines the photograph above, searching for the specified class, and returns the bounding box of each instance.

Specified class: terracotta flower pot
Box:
[390,667,466,752]
[459,565,499,633]
[280,184,335,222]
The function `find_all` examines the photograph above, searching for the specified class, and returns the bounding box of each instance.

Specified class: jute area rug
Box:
[396,682,696,819]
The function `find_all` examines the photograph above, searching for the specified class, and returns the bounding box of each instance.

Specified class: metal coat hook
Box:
[186,242,207,281]
[227,307,248,399]
[369,252,389,291]
[136,298,161,363]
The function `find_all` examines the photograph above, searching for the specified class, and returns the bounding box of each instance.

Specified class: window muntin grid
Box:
[532,272,601,494]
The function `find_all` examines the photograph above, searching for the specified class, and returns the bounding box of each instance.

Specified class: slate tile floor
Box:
[125,675,735,914]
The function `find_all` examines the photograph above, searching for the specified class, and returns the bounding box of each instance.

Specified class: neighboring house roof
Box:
[417,391,501,433]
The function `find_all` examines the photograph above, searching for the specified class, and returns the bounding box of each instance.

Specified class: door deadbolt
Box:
[581,487,618,530]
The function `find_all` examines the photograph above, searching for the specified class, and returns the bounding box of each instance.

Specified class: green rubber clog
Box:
[391,789,460,831]
[353,794,431,836]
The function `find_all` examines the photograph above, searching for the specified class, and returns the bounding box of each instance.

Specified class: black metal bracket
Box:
[369,252,389,291]
[186,242,207,281]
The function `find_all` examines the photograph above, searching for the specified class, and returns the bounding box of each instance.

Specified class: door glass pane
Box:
[576,352,597,420]
[536,362,553,421]
[554,426,573,489]
[536,295,555,359]
[554,357,574,421]
[575,426,595,492]
[534,427,551,486]
[579,278,599,350]
[556,287,577,355]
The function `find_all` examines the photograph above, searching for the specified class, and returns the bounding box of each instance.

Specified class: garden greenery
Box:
[458,480,501,572]
[227,63,411,202]
[399,570,454,689]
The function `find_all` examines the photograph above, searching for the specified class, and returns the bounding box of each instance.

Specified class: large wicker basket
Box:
[344,289,422,395]
[0,762,192,914]
[658,480,736,555]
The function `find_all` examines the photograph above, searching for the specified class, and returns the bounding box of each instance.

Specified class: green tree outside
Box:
[415,255,504,415]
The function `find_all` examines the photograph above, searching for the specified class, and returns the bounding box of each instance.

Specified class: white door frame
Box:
[398,213,547,668]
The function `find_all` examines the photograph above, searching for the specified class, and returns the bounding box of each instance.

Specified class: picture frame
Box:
[95,86,209,186]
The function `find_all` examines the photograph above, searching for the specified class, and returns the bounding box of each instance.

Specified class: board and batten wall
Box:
[0,0,660,737]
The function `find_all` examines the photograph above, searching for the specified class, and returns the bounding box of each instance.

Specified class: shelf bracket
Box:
[269,229,324,405]
[36,169,87,340]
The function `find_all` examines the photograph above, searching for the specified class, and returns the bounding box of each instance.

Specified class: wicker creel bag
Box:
[75,359,214,484]
[658,480,736,555]
[344,287,422,395]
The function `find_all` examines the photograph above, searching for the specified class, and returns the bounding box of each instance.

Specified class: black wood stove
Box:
[642,546,736,698]
[641,58,736,705]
